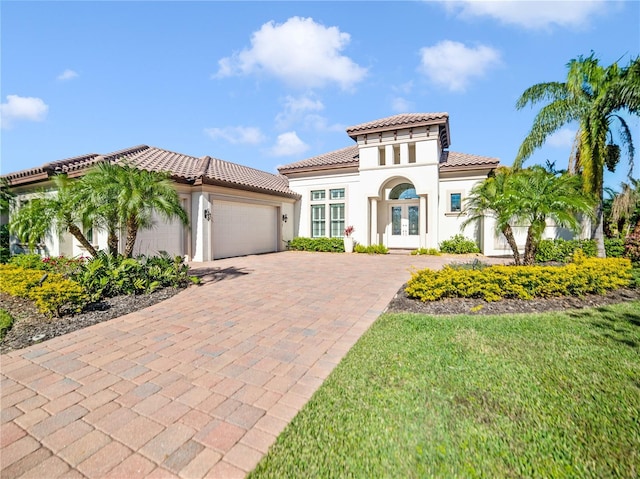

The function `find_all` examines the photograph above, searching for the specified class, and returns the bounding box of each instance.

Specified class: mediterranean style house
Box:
[3,113,535,261]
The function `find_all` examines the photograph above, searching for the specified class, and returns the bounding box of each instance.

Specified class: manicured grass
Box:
[249,302,640,478]
[0,309,14,340]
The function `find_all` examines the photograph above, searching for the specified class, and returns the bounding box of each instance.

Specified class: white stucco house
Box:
[3,113,531,261]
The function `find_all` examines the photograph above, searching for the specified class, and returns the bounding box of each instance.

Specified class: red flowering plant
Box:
[344,226,355,237]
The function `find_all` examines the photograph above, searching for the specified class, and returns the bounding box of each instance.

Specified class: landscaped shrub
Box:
[604,238,626,258]
[288,237,345,253]
[42,255,87,277]
[439,234,480,254]
[0,264,87,317]
[624,231,640,264]
[354,244,389,254]
[70,252,198,300]
[534,239,597,263]
[405,253,632,302]
[0,224,9,264]
[9,253,48,270]
[0,309,14,340]
[411,248,440,256]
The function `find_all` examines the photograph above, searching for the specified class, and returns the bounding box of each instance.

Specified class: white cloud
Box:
[57,69,78,81]
[0,94,49,129]
[214,16,367,90]
[547,127,577,148]
[275,95,324,129]
[440,0,608,30]
[391,97,413,112]
[419,40,501,92]
[204,126,266,145]
[269,131,309,157]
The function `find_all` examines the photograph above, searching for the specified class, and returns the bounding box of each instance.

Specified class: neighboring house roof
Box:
[3,145,300,199]
[278,146,498,175]
[346,112,450,148]
[277,145,360,175]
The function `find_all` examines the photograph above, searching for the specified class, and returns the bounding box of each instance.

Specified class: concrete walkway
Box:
[1,251,495,478]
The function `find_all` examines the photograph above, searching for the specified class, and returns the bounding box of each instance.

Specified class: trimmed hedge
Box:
[405,253,632,302]
[354,244,389,254]
[535,238,627,263]
[411,248,440,256]
[289,237,345,252]
[0,264,87,317]
[439,235,480,254]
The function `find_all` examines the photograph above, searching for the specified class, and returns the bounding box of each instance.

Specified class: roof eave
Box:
[201,177,301,200]
[279,162,360,176]
[347,117,449,140]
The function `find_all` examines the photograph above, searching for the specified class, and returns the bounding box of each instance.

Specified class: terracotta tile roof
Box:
[346,113,450,148]
[439,151,499,170]
[279,146,498,174]
[203,156,296,197]
[277,145,359,174]
[3,145,300,199]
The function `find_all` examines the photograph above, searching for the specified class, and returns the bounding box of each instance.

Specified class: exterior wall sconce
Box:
[282,214,288,223]
[204,209,211,221]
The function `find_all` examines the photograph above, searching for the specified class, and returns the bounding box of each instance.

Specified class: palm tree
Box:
[461,167,522,265]
[80,162,189,258]
[78,162,125,256]
[511,167,595,265]
[9,175,97,256]
[610,178,640,236]
[514,53,640,257]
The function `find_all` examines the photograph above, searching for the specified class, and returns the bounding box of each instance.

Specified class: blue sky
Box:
[1,0,639,190]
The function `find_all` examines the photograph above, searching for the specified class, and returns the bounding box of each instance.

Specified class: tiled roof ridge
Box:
[278,145,359,173]
[346,112,449,135]
[103,145,151,163]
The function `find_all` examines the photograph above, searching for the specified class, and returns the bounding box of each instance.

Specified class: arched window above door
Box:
[389,183,418,200]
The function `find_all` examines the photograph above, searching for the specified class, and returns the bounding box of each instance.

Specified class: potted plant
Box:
[343,225,355,253]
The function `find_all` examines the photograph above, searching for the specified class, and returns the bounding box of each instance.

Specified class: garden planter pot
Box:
[343,236,354,253]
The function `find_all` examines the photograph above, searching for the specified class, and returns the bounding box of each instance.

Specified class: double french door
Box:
[387,202,419,248]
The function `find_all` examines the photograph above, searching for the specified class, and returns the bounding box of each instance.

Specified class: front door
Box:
[388,203,419,248]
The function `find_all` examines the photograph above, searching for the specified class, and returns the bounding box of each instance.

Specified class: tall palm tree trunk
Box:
[123,216,139,258]
[523,227,537,266]
[67,224,98,257]
[501,224,521,265]
[591,200,606,258]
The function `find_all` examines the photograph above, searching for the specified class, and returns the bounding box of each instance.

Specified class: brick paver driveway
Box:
[1,251,495,478]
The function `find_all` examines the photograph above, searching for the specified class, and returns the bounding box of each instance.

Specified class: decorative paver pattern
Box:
[1,251,496,478]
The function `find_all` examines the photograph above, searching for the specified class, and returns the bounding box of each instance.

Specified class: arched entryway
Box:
[384,180,421,249]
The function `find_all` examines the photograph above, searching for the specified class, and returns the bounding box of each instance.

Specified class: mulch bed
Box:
[0,288,181,354]
[2,283,639,355]
[386,285,640,316]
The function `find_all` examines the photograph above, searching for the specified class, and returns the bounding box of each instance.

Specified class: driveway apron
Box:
[1,251,479,478]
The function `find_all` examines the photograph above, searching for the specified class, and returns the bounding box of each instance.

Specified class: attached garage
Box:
[212,200,278,259]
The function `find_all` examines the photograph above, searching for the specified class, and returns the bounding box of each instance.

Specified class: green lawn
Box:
[249,302,640,479]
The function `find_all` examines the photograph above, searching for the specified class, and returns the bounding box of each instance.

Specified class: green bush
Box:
[405,253,632,302]
[354,244,389,254]
[9,253,48,270]
[0,224,9,264]
[288,237,345,253]
[411,248,440,256]
[534,239,597,263]
[70,252,197,300]
[604,238,626,258]
[439,235,480,254]
[0,264,87,317]
[0,309,14,340]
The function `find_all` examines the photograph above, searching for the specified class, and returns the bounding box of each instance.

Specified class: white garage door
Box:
[213,201,278,259]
